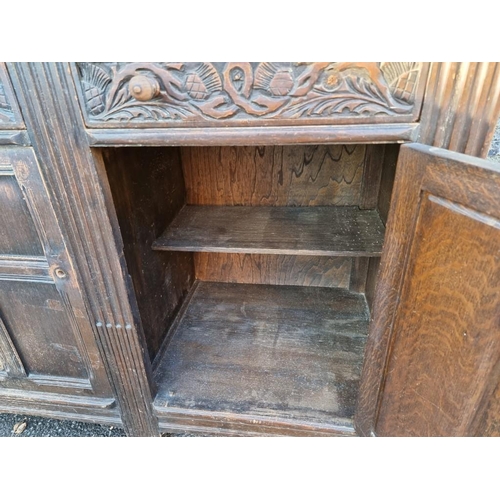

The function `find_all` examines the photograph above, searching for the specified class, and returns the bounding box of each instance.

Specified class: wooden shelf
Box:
[153,205,385,257]
[153,281,369,436]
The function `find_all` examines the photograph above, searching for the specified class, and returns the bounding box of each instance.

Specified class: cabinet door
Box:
[0,147,115,415]
[356,143,500,437]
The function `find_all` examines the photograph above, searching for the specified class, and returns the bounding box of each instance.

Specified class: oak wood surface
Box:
[154,281,369,435]
[194,253,352,289]
[182,145,367,206]
[102,147,195,360]
[356,143,500,437]
[154,205,385,257]
[377,193,500,436]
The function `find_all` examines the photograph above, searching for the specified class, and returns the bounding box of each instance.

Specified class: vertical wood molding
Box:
[7,63,157,436]
[418,62,500,157]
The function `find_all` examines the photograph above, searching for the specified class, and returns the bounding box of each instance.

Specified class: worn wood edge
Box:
[87,123,419,147]
[26,373,92,390]
[409,143,500,174]
[0,387,116,409]
[0,130,30,146]
[154,245,383,258]
[155,406,356,437]
[355,145,427,436]
[153,206,386,257]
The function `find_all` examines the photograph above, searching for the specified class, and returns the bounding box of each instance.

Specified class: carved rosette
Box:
[75,62,425,127]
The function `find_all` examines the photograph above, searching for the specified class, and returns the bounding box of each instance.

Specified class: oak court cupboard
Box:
[0,62,499,436]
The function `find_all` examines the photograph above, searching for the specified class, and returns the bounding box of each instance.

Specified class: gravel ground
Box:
[0,412,126,437]
[1,120,500,438]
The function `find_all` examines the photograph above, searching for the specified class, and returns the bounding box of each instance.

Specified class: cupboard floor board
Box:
[153,281,369,435]
[153,205,385,257]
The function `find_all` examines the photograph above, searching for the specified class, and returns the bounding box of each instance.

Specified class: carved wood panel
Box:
[0,63,24,129]
[0,147,114,399]
[74,62,427,128]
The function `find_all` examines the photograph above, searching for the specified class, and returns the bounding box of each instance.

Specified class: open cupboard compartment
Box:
[99,143,400,436]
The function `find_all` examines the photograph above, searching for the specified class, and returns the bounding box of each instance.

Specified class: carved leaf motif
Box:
[78,63,112,115]
[76,62,422,124]
[380,62,419,103]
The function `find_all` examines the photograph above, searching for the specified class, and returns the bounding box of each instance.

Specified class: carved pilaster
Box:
[418,62,500,158]
[8,63,157,436]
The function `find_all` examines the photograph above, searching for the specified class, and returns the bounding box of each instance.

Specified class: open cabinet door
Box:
[356,143,500,437]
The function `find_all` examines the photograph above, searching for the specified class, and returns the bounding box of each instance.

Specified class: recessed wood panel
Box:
[0,172,43,256]
[181,145,366,206]
[102,147,195,360]
[0,280,88,380]
[376,194,500,436]
[195,253,351,288]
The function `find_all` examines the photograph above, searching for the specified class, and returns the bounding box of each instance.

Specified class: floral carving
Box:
[76,62,422,125]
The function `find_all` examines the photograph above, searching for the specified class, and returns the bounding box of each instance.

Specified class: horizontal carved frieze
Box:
[74,62,426,128]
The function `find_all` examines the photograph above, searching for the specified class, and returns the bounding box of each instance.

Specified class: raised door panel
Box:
[0,147,114,407]
[356,144,500,437]
[0,64,24,129]
[73,62,428,128]
[0,164,44,255]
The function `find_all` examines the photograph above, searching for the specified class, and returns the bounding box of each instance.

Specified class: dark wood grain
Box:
[154,206,385,257]
[194,253,351,288]
[356,144,500,437]
[154,281,369,435]
[377,194,500,436]
[182,145,367,206]
[102,147,195,360]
